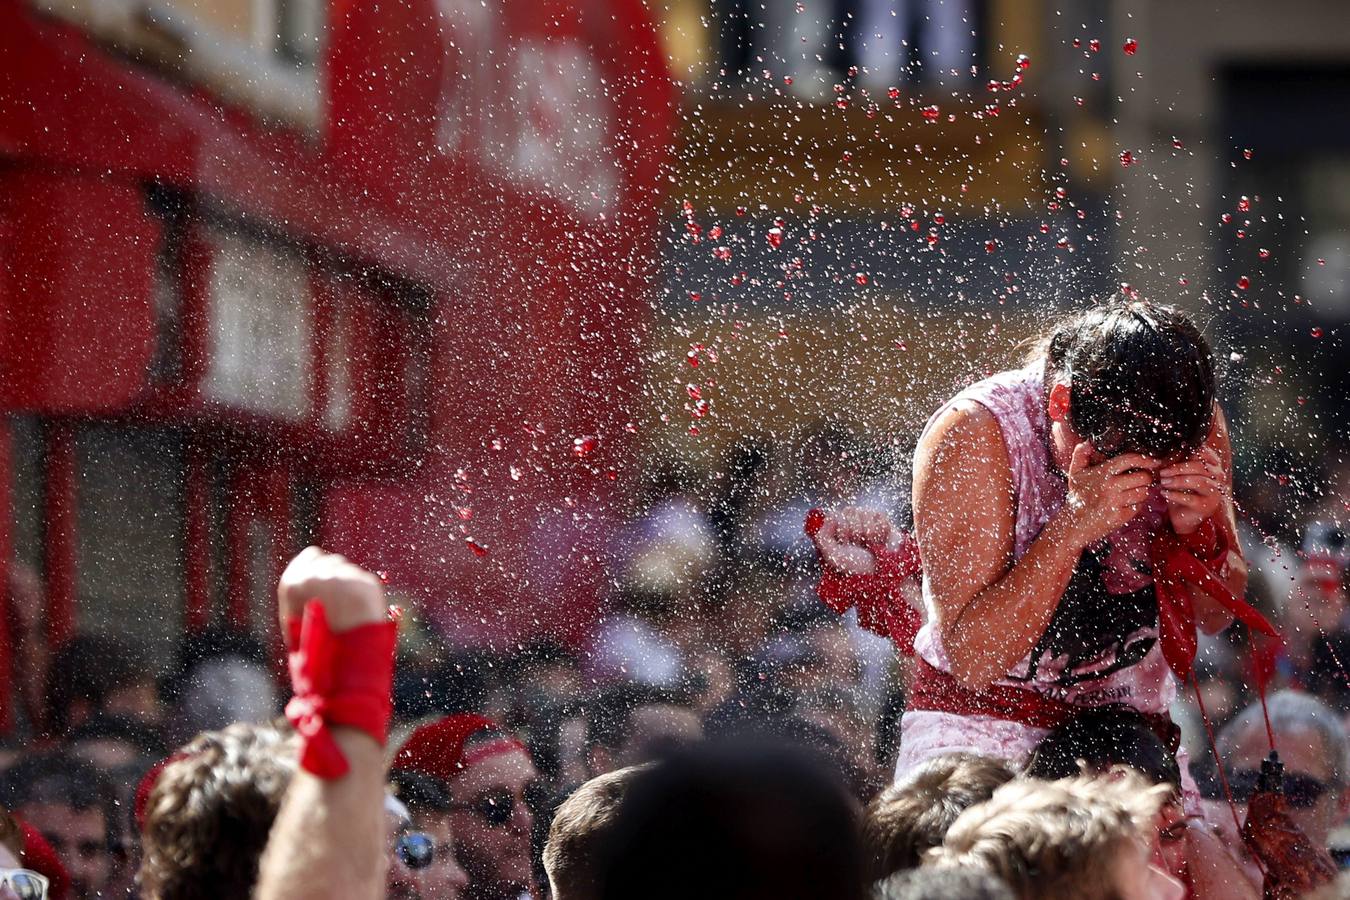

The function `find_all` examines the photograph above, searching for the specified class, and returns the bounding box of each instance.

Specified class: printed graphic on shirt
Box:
[1011,543,1159,691]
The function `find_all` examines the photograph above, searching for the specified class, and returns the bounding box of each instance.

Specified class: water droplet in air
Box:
[766,227,784,248]
[1016,54,1030,71]
[1258,248,1270,259]
[572,435,599,457]
[1221,213,1232,225]
[1243,148,1254,160]
[1119,150,1134,167]
[1311,327,1324,339]
[783,76,793,86]
[1172,138,1184,149]
[1089,38,1101,53]
[933,213,945,225]
[985,240,998,253]
[888,86,900,100]
[855,273,869,285]
[921,105,941,121]
[713,246,732,261]
[1123,38,1138,55]
[1318,258,1327,266]
[465,537,488,557]
[1236,276,1250,290]
[1237,196,1251,212]
[795,1,804,11]
[689,291,701,302]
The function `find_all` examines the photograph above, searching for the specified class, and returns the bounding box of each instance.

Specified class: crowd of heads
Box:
[1,354,1350,896]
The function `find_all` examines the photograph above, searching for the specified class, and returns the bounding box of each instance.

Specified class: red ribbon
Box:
[285,601,397,779]
[805,509,923,653]
[1151,519,1279,682]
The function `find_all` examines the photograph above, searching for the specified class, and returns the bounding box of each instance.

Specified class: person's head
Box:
[1040,300,1215,469]
[874,866,1014,900]
[67,715,167,773]
[394,715,539,896]
[137,721,297,900]
[862,752,1015,879]
[1026,708,1186,879]
[595,740,866,900]
[45,634,160,737]
[1217,689,1350,848]
[928,773,1182,900]
[0,754,120,900]
[387,770,469,900]
[584,685,701,776]
[543,764,649,900]
[0,804,52,900]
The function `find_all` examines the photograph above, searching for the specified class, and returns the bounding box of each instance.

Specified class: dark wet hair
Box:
[1041,300,1215,459]
[1025,707,1181,791]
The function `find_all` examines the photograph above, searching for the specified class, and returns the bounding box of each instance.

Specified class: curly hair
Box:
[138,721,298,900]
[862,752,1015,879]
[925,772,1171,900]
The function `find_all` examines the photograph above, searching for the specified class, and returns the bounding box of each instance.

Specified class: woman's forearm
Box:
[941,511,1087,689]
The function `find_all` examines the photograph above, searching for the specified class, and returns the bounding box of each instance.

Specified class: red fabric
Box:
[133,756,181,832]
[908,658,1180,752]
[1151,519,1279,682]
[19,821,69,900]
[392,713,504,784]
[1242,777,1337,898]
[284,600,397,779]
[805,510,924,653]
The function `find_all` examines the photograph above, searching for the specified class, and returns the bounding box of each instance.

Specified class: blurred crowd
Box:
[0,419,1348,898]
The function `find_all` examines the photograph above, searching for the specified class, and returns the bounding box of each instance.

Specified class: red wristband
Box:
[284,600,397,779]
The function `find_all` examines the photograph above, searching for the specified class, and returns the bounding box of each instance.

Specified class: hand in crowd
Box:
[1159,447,1226,536]
[1062,443,1161,546]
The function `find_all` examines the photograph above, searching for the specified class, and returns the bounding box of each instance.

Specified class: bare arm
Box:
[913,404,1160,690]
[254,549,392,900]
[254,729,387,900]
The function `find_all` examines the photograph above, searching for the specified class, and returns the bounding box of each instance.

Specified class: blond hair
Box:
[925,772,1170,900]
[544,764,651,900]
[863,753,1015,878]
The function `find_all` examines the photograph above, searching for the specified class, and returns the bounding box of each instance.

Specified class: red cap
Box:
[19,821,70,900]
[392,714,525,784]
[134,754,188,833]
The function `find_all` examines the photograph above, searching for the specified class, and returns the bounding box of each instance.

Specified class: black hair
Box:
[0,753,122,852]
[45,632,155,737]
[389,769,452,814]
[1041,299,1215,459]
[585,684,690,752]
[596,740,866,900]
[1025,707,1181,791]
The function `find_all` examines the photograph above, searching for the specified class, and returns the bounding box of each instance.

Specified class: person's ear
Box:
[1047,382,1072,423]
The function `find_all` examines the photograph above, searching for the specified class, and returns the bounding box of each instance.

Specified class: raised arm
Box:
[914,403,1160,690]
[254,549,395,900]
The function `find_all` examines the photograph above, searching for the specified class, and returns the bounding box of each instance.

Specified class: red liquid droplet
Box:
[1318,258,1327,266]
[1258,248,1270,259]
[783,76,793,86]
[1122,38,1138,55]
[926,234,939,247]
[855,273,869,285]
[1016,54,1030,71]
[1243,148,1253,160]
[1237,196,1251,212]
[1072,38,1081,48]
[708,225,723,240]
[921,105,940,121]
[766,227,784,248]
[572,435,599,457]
[1221,213,1232,225]
[465,537,488,557]
[713,246,732,261]
[934,213,945,225]
[1119,150,1134,167]
[1172,138,1184,149]
[1089,38,1101,53]
[887,86,900,100]
[1178,277,1189,286]
[1236,276,1250,290]
[689,291,701,302]
[1312,327,1324,339]
[985,240,997,253]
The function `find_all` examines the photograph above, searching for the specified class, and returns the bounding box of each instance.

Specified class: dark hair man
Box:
[0,754,121,900]
[543,764,649,900]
